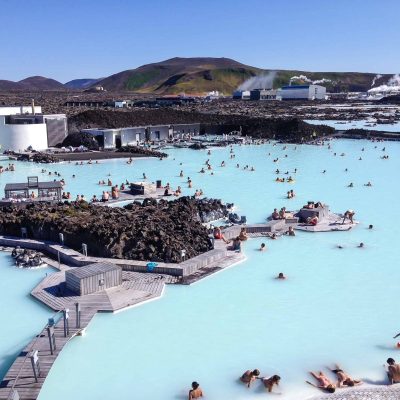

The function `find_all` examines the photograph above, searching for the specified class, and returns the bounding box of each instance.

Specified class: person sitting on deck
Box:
[101,191,109,202]
[387,358,400,384]
[308,371,336,393]
[307,216,319,226]
[91,195,98,203]
[303,201,314,209]
[213,227,229,244]
[342,210,355,224]
[261,375,281,393]
[279,207,288,219]
[239,228,248,241]
[230,237,241,252]
[330,366,363,387]
[285,226,296,236]
[111,185,119,199]
[188,381,203,399]
[30,191,36,199]
[164,188,171,196]
[271,208,279,220]
[240,369,260,388]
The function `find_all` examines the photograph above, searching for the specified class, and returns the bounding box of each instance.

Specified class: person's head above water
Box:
[358,242,364,248]
[387,358,396,365]
[369,225,373,229]
[192,382,200,389]
[326,384,336,393]
[252,369,260,376]
[271,375,281,382]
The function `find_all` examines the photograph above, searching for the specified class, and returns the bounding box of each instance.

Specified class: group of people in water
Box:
[188,357,400,398]
[0,163,15,173]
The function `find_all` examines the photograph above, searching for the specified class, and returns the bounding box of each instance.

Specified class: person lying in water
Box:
[330,365,363,387]
[308,371,336,393]
[240,369,260,388]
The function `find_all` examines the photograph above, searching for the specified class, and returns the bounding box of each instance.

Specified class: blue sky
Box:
[0,0,398,82]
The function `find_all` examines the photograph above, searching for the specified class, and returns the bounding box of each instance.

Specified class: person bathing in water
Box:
[240,369,260,388]
[308,371,336,393]
[330,365,363,387]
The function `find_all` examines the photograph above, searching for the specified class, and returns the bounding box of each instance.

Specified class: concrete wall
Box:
[0,116,48,151]
[147,125,170,141]
[121,127,146,145]
[172,123,200,137]
[0,106,42,116]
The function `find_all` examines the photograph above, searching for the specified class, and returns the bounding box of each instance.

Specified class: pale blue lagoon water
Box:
[306,119,400,132]
[0,253,53,380]
[1,140,399,399]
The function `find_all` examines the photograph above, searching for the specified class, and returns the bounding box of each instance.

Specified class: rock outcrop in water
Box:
[116,145,168,158]
[0,197,227,262]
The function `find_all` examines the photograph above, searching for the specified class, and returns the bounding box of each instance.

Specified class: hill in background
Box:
[0,58,395,94]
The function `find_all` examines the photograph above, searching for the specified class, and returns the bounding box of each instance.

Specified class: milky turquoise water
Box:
[1,139,399,399]
[306,119,400,132]
[0,253,53,379]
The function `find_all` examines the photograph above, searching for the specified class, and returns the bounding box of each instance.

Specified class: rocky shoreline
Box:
[0,197,228,262]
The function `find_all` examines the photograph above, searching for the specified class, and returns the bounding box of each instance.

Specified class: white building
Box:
[0,106,67,152]
[277,85,326,100]
[83,123,200,149]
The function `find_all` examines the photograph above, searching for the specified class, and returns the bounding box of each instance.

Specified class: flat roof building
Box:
[0,106,67,152]
[82,123,200,149]
[277,85,326,100]
[250,89,278,100]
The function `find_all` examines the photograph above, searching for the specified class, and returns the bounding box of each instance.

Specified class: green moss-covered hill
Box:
[93,57,392,95]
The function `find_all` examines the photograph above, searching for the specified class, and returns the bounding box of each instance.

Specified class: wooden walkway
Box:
[0,264,178,400]
[0,305,96,400]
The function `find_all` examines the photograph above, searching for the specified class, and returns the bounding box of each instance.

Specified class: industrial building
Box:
[233,90,251,100]
[277,85,326,100]
[0,105,67,152]
[82,123,200,149]
[250,89,278,100]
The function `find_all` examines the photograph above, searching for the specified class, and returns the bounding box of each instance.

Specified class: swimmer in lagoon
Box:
[261,375,281,393]
[260,243,266,251]
[276,272,286,280]
[188,381,203,399]
[240,369,260,388]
